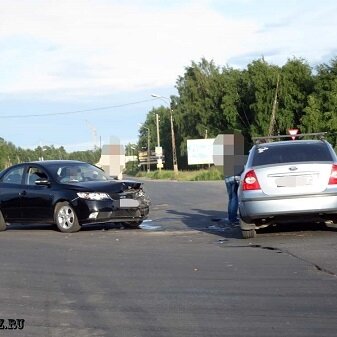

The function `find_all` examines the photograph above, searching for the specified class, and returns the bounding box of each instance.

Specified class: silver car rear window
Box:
[252,142,333,166]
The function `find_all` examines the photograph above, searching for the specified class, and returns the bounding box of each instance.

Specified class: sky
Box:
[0,0,336,151]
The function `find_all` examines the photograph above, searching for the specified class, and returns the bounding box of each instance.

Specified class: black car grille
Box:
[113,209,140,217]
[113,207,149,218]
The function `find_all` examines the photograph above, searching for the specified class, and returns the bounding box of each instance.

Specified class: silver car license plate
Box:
[119,199,140,208]
[276,175,313,187]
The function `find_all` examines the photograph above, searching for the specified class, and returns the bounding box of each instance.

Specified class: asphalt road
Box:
[1,179,337,337]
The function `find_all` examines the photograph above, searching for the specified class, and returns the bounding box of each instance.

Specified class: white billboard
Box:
[187,139,215,165]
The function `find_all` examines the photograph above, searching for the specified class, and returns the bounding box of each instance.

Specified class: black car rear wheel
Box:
[0,210,6,231]
[54,202,81,233]
[122,221,143,229]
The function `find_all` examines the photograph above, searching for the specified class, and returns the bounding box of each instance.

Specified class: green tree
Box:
[244,58,280,137]
[306,57,337,147]
[173,58,230,167]
[301,94,326,133]
[277,58,314,133]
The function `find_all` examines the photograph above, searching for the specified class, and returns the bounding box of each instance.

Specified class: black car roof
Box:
[26,160,86,167]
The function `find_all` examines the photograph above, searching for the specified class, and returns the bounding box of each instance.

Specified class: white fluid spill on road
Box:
[139,219,162,230]
[208,224,232,232]
[208,225,227,232]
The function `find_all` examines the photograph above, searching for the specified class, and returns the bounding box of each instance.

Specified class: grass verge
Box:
[135,167,223,181]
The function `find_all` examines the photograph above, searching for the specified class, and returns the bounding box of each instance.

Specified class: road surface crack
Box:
[250,244,337,279]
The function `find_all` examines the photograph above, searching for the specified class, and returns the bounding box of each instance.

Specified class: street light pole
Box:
[151,94,178,174]
[156,113,160,147]
[155,113,162,172]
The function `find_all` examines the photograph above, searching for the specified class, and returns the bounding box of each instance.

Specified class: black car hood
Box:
[65,180,142,193]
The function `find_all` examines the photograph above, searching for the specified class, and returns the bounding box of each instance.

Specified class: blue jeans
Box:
[225,176,239,223]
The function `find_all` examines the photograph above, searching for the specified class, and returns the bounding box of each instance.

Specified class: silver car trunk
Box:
[255,163,332,196]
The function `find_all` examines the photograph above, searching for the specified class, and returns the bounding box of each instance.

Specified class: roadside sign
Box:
[157,158,163,169]
[288,128,299,140]
[187,139,215,165]
[155,146,163,157]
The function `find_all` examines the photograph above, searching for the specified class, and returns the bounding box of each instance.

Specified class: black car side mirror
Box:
[35,178,50,186]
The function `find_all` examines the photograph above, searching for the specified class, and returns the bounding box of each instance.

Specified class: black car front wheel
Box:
[0,210,6,231]
[54,202,81,233]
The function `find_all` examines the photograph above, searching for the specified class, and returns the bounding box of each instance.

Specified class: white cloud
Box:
[0,0,336,97]
[0,0,258,95]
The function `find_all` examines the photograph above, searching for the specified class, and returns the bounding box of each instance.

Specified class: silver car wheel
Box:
[54,202,81,233]
[57,205,75,229]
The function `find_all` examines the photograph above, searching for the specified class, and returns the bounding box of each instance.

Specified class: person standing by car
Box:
[214,131,247,225]
[225,167,243,225]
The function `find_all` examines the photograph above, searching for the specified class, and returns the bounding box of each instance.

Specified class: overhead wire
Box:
[0,98,158,119]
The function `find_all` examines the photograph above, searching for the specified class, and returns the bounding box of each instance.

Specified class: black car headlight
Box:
[136,189,151,205]
[136,190,145,198]
[77,192,111,201]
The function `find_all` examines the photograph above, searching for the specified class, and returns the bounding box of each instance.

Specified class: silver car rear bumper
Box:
[239,193,337,221]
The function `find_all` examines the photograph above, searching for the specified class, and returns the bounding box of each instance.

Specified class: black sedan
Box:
[0,160,150,233]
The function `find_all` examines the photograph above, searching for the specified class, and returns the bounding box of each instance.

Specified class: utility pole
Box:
[169,110,178,173]
[138,124,151,173]
[131,146,136,171]
[147,128,150,173]
[151,94,178,174]
[268,74,280,137]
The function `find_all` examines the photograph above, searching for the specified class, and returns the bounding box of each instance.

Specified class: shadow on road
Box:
[256,222,336,235]
[164,208,243,239]
[162,208,337,240]
[5,222,137,232]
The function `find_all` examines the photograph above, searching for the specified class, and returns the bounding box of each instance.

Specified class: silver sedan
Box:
[238,137,337,238]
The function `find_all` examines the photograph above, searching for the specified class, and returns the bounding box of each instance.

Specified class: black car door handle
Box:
[19,190,27,197]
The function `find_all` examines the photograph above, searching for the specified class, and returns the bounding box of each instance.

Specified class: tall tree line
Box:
[0,138,101,171]
[139,56,337,170]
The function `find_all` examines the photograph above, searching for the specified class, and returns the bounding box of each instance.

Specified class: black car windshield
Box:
[49,163,109,183]
[252,142,333,166]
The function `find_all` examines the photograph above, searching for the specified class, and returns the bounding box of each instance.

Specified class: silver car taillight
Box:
[242,170,261,191]
[328,164,337,184]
